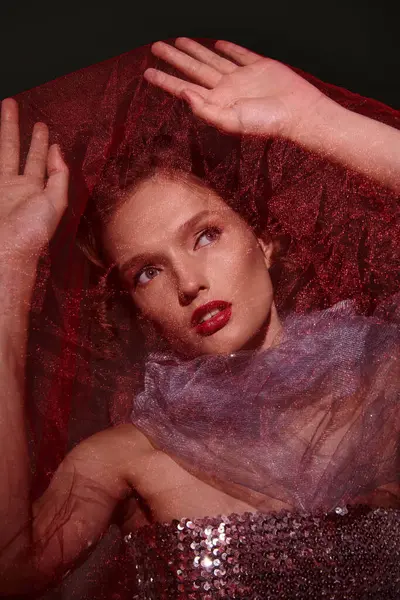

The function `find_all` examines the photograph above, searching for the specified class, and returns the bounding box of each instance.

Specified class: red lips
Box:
[191,300,232,336]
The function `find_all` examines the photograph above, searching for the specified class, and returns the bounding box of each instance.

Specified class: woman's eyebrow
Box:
[177,209,213,236]
[118,209,216,275]
[119,251,160,276]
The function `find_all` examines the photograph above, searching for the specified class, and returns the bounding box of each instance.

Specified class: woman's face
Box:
[103,173,281,357]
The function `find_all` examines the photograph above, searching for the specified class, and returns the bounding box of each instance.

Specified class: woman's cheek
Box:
[229,247,258,281]
[213,243,243,274]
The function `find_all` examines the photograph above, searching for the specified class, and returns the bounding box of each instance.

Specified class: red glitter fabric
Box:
[12,39,399,526]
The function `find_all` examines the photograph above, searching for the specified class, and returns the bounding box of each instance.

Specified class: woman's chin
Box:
[194,324,267,357]
[164,315,271,358]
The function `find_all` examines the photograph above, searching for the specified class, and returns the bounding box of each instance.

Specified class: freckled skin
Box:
[103,173,282,357]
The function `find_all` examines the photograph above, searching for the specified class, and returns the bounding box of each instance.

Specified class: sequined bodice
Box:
[121,506,400,599]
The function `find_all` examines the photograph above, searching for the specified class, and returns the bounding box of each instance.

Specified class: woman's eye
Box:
[195,227,221,249]
[135,266,159,286]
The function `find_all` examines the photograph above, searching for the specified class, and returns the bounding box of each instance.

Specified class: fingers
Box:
[150,41,222,88]
[174,38,237,75]
[214,40,263,66]
[144,68,208,100]
[0,99,51,181]
[24,122,49,179]
[0,98,20,177]
[45,144,69,213]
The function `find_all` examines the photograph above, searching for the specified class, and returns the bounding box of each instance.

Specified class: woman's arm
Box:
[294,97,400,192]
[0,265,38,573]
[0,425,141,595]
[144,38,400,192]
[0,98,69,581]
[0,98,125,595]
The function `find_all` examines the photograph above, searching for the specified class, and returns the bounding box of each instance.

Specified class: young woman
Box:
[0,39,399,598]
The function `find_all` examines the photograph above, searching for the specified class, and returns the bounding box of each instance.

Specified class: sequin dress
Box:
[122,505,400,599]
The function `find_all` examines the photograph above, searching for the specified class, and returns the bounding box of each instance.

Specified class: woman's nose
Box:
[175,261,208,306]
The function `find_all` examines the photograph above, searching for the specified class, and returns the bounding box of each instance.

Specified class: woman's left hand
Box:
[144,38,326,140]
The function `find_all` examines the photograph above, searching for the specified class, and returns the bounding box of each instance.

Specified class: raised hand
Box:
[0,99,69,265]
[144,38,326,140]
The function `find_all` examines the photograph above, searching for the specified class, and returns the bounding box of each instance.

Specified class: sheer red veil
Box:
[12,39,399,509]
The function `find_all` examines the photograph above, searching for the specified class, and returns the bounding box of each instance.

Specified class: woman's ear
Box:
[257,237,274,269]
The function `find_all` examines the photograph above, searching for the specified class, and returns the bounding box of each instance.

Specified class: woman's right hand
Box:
[0,98,69,266]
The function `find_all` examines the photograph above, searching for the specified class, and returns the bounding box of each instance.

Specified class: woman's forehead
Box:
[103,176,234,259]
[112,176,231,230]
[131,176,223,213]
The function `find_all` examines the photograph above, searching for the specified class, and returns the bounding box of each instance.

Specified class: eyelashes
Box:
[194,226,221,249]
[133,226,222,288]
[134,266,159,287]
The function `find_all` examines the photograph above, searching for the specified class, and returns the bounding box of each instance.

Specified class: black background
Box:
[1,2,399,108]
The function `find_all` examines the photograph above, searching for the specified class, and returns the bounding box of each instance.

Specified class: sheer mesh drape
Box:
[12,39,399,504]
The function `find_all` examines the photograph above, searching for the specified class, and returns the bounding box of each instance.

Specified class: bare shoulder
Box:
[66,423,155,484]
[73,423,153,451]
[80,423,153,451]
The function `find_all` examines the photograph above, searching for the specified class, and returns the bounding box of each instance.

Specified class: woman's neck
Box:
[239,302,282,354]
[262,303,283,350]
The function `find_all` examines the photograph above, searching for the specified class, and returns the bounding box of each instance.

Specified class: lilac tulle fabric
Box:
[131,298,399,512]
